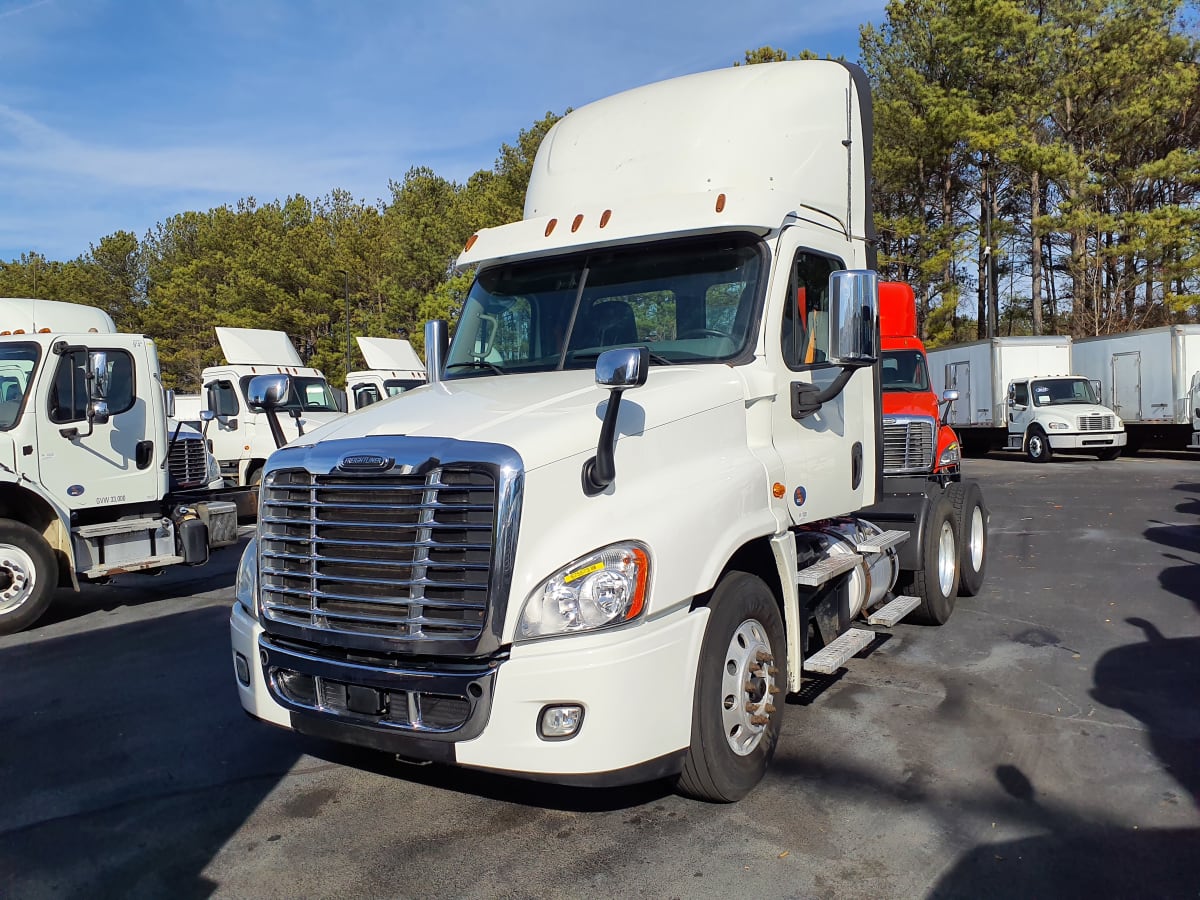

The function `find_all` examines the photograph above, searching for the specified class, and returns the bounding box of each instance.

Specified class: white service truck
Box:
[928,336,1126,461]
[1072,326,1200,452]
[176,328,344,487]
[345,336,427,411]
[0,297,247,635]
[230,61,989,801]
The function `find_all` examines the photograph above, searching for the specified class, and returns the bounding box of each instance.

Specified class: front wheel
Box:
[947,481,988,596]
[677,572,785,803]
[0,521,59,635]
[1025,426,1053,463]
[899,496,960,625]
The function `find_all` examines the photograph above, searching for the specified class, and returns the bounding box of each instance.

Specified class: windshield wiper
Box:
[446,360,506,376]
[572,349,675,366]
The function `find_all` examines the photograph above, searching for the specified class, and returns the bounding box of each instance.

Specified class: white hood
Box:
[297,366,748,472]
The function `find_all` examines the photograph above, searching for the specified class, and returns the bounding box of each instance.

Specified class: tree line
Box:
[0,0,1195,389]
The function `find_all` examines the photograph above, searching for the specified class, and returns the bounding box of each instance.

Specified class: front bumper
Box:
[1047,431,1126,450]
[230,602,709,783]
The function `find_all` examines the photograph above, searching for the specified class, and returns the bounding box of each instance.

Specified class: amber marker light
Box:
[464,233,479,251]
[571,214,584,232]
[626,546,650,620]
[715,193,727,213]
[772,483,786,499]
[599,209,612,228]
[545,218,558,236]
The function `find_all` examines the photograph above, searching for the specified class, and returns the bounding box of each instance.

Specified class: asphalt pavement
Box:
[1,452,1197,899]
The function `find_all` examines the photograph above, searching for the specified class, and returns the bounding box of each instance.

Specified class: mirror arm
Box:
[162,420,183,469]
[582,389,625,495]
[289,407,305,436]
[791,365,857,420]
[264,408,288,449]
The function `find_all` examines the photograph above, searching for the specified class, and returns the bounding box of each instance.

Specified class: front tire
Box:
[900,496,960,625]
[677,572,785,803]
[1025,426,1053,463]
[0,521,59,635]
[947,481,987,596]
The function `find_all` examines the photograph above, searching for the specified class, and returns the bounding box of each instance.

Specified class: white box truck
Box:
[176,328,344,487]
[928,336,1126,461]
[0,297,248,634]
[1072,326,1200,452]
[345,336,426,411]
[229,61,989,801]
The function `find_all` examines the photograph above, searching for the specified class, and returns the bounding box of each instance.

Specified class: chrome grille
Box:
[1078,415,1115,431]
[168,437,208,489]
[258,467,496,644]
[882,417,936,474]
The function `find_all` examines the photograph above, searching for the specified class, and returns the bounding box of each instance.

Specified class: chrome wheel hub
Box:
[720,618,778,756]
[937,520,956,597]
[0,544,36,615]
[969,506,985,571]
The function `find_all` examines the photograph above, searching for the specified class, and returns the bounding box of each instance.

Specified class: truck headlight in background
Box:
[937,440,961,469]
[1046,421,1070,430]
[235,537,259,620]
[518,542,649,640]
[206,450,222,485]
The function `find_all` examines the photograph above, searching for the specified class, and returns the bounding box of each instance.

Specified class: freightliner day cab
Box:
[230,61,989,801]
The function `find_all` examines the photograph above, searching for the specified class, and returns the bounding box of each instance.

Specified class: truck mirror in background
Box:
[827,270,879,367]
[199,409,215,423]
[87,351,110,400]
[246,374,292,449]
[164,388,175,419]
[1090,379,1102,402]
[941,389,959,403]
[425,319,448,385]
[1007,383,1017,407]
[584,347,649,496]
[88,399,110,425]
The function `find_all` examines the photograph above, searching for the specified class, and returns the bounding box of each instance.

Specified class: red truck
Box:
[861,282,988,606]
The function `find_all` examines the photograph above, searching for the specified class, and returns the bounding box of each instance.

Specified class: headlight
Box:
[206,449,222,484]
[937,440,960,468]
[517,542,649,640]
[1046,421,1070,430]
[235,537,259,620]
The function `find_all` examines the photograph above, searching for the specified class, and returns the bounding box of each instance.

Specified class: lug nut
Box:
[768,685,781,695]
[755,650,772,662]
[765,703,776,714]
[750,714,769,725]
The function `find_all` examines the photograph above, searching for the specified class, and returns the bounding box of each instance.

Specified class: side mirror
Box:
[1090,379,1102,401]
[246,374,291,411]
[164,388,175,419]
[425,320,448,385]
[826,270,879,367]
[596,346,649,389]
[88,399,110,425]
[583,347,649,495]
[941,389,959,404]
[87,351,110,400]
[199,409,216,422]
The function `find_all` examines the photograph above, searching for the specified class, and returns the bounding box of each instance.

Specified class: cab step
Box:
[803,627,876,675]
[867,594,921,627]
[73,516,169,539]
[796,552,861,588]
[855,529,909,554]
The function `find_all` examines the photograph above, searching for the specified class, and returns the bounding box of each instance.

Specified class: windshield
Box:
[444,235,764,378]
[1031,377,1099,405]
[240,375,340,412]
[0,343,39,430]
[881,349,930,393]
[384,379,423,395]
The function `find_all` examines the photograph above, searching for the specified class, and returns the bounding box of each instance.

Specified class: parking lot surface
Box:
[2,453,1198,899]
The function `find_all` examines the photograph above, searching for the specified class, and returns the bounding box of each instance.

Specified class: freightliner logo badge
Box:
[338,454,393,471]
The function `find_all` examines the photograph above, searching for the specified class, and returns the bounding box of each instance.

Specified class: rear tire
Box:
[677,572,785,803]
[899,496,960,625]
[0,521,59,636]
[1025,426,1053,463]
[947,481,987,597]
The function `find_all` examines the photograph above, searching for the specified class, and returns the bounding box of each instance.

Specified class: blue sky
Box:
[0,0,887,262]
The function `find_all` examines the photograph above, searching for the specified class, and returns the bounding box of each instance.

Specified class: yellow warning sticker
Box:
[563,561,605,584]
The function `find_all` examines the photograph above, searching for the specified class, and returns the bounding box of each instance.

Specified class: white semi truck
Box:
[1072,326,1200,452]
[176,328,344,486]
[345,336,426,411]
[927,336,1126,461]
[0,297,247,635]
[230,61,988,801]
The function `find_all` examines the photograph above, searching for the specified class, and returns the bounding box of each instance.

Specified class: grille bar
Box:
[882,417,936,474]
[167,438,208,489]
[1078,415,1115,431]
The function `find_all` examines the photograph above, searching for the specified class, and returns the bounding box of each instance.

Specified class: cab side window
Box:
[207,380,239,417]
[1013,382,1029,406]
[48,349,135,423]
[353,384,382,408]
[781,252,842,370]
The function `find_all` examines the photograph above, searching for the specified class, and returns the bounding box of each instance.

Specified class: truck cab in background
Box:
[345,336,426,411]
[178,328,344,486]
[0,297,244,635]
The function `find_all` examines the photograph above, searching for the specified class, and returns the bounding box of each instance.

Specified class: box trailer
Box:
[927,336,1125,461]
[1072,326,1200,452]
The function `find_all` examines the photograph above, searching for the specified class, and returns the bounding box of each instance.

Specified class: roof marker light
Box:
[571,214,584,233]
[715,193,727,213]
[599,209,612,228]
[545,218,558,237]
[464,233,479,251]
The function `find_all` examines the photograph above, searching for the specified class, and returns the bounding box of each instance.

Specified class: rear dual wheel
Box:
[899,495,960,625]
[947,481,987,597]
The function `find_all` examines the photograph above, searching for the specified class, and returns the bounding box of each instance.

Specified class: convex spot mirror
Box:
[595,347,649,390]
[827,270,879,367]
[247,374,292,411]
[88,399,110,425]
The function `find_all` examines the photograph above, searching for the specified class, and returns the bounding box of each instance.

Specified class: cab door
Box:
[767,235,876,525]
[35,340,162,511]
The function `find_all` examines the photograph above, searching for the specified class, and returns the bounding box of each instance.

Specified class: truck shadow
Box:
[924,616,1200,899]
[1145,481,1200,610]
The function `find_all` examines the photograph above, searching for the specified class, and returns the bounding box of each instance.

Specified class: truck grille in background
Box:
[882,418,936,474]
[1078,415,1115,431]
[258,468,496,644]
[168,438,209,489]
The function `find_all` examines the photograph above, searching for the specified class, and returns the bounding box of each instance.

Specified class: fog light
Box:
[234,652,250,686]
[539,704,584,740]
